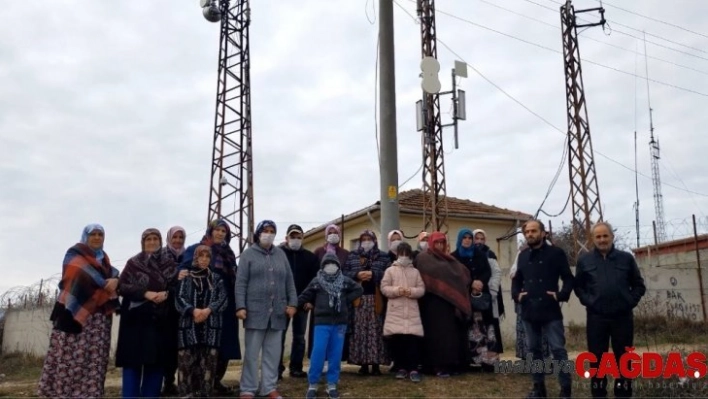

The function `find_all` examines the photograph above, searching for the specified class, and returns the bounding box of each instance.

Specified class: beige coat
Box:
[380,260,426,337]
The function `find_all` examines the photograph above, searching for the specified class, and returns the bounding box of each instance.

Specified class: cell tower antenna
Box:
[416,0,448,234]
[560,0,605,257]
[643,32,667,243]
[414,0,467,235]
[201,0,255,255]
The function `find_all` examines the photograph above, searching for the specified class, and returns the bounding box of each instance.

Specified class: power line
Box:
[427,6,708,97]
[470,0,708,76]
[601,0,708,40]
[536,0,708,62]
[392,0,708,199]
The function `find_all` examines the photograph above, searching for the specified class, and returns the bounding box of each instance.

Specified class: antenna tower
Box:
[201,0,254,255]
[643,33,667,243]
[416,0,448,234]
[560,0,605,256]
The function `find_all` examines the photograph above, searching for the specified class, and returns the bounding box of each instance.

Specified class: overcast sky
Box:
[1,0,707,297]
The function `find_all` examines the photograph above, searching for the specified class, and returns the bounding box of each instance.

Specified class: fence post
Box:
[692,214,707,322]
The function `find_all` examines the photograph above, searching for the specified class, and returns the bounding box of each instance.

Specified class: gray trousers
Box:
[240,328,284,396]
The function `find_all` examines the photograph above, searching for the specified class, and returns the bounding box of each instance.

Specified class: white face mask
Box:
[419,242,428,251]
[326,234,340,245]
[288,239,302,250]
[360,241,374,252]
[323,263,339,275]
[390,240,402,251]
[397,256,411,265]
[260,233,275,246]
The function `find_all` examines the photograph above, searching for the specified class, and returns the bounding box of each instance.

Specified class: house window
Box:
[350,239,360,251]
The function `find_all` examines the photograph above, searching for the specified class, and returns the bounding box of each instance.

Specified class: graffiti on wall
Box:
[665,276,701,321]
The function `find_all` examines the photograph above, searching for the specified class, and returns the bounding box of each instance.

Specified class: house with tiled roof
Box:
[301,189,532,268]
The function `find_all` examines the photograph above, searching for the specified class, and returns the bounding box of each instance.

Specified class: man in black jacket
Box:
[278,224,320,379]
[575,221,646,398]
[512,220,574,399]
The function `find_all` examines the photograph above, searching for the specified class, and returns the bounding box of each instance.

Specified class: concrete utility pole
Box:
[378,0,400,251]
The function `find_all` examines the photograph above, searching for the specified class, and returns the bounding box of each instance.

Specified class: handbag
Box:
[374,285,385,316]
[470,291,491,311]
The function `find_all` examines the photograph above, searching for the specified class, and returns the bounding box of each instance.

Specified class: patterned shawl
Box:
[200,219,237,278]
[416,231,472,319]
[57,224,120,326]
[318,254,345,312]
[120,229,178,294]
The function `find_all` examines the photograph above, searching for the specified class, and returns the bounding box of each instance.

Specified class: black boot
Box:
[559,385,571,399]
[614,378,632,398]
[525,382,547,398]
[213,359,232,394]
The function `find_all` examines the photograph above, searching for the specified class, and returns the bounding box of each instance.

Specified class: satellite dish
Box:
[420,56,441,94]
[420,56,440,73]
[203,5,222,22]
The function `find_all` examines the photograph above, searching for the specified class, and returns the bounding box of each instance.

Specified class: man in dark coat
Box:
[575,221,646,398]
[512,220,574,399]
[278,224,320,379]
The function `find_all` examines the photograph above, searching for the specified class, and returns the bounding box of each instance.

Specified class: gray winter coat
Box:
[235,243,298,330]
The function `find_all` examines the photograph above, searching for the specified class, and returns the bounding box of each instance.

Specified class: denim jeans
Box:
[522,319,571,388]
[122,366,163,398]
[279,309,308,373]
[308,324,347,386]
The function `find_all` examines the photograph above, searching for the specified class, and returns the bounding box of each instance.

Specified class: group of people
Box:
[35,216,646,399]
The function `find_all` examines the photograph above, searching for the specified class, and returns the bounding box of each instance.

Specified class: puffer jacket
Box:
[380,259,426,337]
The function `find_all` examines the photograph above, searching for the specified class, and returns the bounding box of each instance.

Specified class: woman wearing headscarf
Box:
[313,224,349,266]
[115,228,178,398]
[162,225,186,395]
[180,219,241,394]
[342,230,391,375]
[37,224,120,398]
[175,245,228,398]
[235,220,298,399]
[415,232,471,377]
[412,232,429,260]
[386,229,404,261]
[472,229,505,358]
[451,228,497,369]
[312,224,351,361]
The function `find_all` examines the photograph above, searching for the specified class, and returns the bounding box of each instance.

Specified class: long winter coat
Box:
[380,260,426,337]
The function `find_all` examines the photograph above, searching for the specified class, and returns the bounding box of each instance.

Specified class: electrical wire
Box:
[365,0,376,24]
[601,0,708,40]
[470,0,708,76]
[537,0,708,62]
[392,0,708,200]
[426,5,708,97]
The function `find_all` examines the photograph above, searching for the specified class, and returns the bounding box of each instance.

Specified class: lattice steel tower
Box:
[201,0,254,254]
[643,35,667,243]
[416,0,449,234]
[560,0,605,256]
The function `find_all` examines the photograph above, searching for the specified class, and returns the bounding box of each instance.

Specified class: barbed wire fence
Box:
[612,215,708,248]
[0,273,61,311]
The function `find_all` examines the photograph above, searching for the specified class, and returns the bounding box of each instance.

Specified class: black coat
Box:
[574,246,646,316]
[278,244,320,294]
[511,242,574,322]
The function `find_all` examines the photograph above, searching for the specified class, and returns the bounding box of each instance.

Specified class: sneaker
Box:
[395,369,408,379]
[306,388,317,399]
[327,388,340,399]
[267,391,283,399]
[409,371,421,383]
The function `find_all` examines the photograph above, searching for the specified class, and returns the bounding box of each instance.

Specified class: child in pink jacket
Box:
[380,242,426,382]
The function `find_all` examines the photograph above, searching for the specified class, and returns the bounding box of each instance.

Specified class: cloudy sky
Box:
[1,0,707,296]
